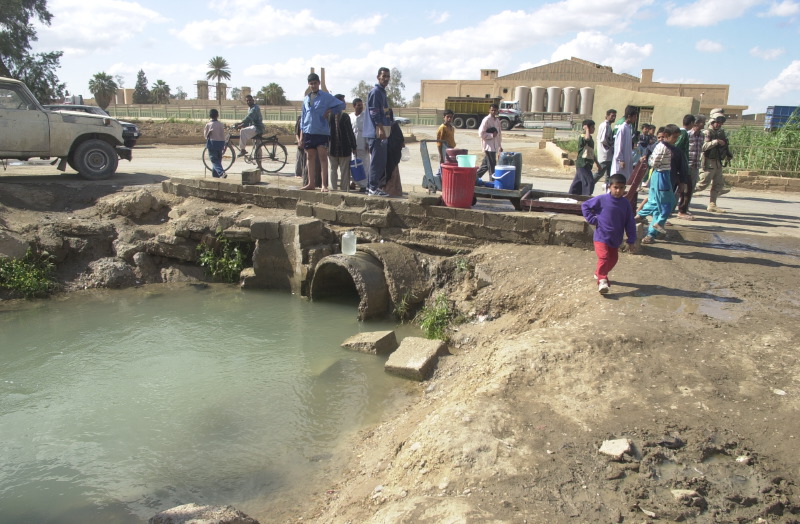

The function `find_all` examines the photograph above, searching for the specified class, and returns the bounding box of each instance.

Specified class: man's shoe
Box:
[238,150,248,157]
[653,223,667,235]
[718,188,731,196]
[641,235,655,244]
[598,279,609,294]
[707,202,726,213]
[368,189,389,197]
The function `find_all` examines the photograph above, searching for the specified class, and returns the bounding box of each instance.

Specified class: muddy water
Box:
[0,284,415,523]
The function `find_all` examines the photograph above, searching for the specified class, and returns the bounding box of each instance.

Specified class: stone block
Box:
[337,208,364,226]
[599,439,631,460]
[409,194,442,206]
[296,202,314,217]
[385,337,448,381]
[484,212,521,230]
[361,210,389,228]
[313,204,339,222]
[341,330,398,355]
[241,169,261,185]
[149,503,260,524]
[221,227,252,241]
[249,219,280,240]
[451,208,485,225]
[426,205,456,219]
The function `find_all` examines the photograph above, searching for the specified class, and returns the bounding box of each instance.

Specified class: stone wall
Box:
[162,178,595,252]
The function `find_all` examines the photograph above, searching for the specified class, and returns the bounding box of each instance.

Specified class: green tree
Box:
[350,80,371,104]
[408,92,421,108]
[231,87,242,101]
[0,0,65,102]
[258,82,288,105]
[387,67,406,108]
[171,86,187,100]
[351,67,407,108]
[150,79,171,104]
[88,72,117,110]
[206,56,231,102]
[133,69,151,104]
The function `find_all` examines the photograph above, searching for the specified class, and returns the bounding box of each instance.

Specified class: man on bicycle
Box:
[235,94,264,157]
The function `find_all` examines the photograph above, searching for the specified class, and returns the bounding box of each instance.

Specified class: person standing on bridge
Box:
[299,73,345,192]
[475,104,502,181]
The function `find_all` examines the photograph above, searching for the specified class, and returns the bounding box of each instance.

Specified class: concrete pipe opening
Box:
[310,253,390,320]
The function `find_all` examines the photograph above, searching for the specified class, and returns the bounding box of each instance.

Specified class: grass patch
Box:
[0,249,59,298]
[415,293,454,341]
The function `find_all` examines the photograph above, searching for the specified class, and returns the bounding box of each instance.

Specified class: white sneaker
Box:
[598,279,609,294]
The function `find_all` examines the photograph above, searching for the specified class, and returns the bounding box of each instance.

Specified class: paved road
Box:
[3,126,799,244]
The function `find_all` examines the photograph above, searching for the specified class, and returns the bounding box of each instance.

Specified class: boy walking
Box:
[204,108,227,179]
[581,173,637,294]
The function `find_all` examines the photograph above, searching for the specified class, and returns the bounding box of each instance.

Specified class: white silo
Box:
[546,86,562,113]
[531,86,546,112]
[579,87,595,115]
[563,87,578,114]
[514,85,531,112]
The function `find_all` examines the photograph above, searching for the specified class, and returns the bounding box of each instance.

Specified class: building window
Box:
[503,88,508,94]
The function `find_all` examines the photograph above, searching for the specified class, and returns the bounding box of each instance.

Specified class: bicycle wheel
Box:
[202,143,236,173]
[255,141,288,173]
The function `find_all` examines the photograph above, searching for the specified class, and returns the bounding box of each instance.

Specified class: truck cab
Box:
[0,77,131,180]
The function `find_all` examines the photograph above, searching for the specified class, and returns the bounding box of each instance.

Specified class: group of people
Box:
[435,103,503,186]
[204,68,405,196]
[578,104,734,294]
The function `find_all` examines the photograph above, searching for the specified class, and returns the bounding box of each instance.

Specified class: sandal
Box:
[641,236,655,244]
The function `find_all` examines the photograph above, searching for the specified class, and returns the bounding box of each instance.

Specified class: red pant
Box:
[594,241,619,282]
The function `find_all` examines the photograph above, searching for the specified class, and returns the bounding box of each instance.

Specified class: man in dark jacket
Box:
[328,94,357,191]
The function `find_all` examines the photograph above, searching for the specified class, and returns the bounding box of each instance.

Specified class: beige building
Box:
[420,57,747,122]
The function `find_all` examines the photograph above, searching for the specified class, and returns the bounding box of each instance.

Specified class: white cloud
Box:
[759,0,800,16]
[429,11,451,24]
[750,46,786,59]
[666,0,761,27]
[695,39,725,52]
[551,31,654,71]
[35,0,167,55]
[758,60,800,99]
[173,5,384,49]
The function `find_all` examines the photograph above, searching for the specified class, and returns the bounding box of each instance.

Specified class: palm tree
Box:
[88,72,118,110]
[258,83,288,105]
[206,56,231,103]
[150,80,171,104]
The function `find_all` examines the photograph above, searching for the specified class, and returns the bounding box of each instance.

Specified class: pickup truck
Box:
[0,76,131,180]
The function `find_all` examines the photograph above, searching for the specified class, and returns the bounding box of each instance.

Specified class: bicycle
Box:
[202,127,288,174]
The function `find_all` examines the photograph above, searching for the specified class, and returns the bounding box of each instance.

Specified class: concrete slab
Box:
[385,337,448,381]
[341,330,398,355]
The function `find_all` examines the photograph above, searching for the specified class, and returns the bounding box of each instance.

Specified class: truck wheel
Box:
[466,117,479,129]
[74,139,118,180]
[500,119,512,131]
[453,116,465,129]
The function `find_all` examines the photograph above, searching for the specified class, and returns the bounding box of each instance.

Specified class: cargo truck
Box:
[765,106,799,131]
[444,96,523,130]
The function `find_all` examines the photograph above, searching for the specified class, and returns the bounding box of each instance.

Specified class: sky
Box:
[30,0,800,114]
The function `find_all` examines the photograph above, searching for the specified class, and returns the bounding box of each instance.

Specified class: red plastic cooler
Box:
[441,164,477,208]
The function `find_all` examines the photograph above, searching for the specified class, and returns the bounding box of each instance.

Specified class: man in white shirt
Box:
[475,104,503,180]
[593,108,617,187]
[349,97,369,164]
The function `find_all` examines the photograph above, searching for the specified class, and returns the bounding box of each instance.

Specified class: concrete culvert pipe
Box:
[310,253,390,320]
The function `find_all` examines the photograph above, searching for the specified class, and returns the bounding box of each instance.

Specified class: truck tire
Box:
[466,116,479,129]
[453,116,465,129]
[500,119,512,131]
[74,139,119,180]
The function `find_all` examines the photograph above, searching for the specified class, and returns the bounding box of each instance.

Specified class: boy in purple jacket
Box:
[581,173,637,294]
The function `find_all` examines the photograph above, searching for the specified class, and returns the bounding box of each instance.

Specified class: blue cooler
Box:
[498,151,523,189]
[492,165,516,190]
[350,157,366,184]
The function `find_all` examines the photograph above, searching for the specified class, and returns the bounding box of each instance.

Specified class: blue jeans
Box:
[368,137,388,191]
[207,139,225,178]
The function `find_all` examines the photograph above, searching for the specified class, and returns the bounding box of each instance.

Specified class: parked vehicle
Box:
[0,77,131,180]
[44,104,141,148]
[765,106,799,131]
[444,96,524,131]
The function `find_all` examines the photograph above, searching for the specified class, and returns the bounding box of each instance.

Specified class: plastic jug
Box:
[341,231,357,255]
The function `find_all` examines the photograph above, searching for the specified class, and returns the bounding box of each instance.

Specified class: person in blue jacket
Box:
[300,73,345,192]
[363,67,394,196]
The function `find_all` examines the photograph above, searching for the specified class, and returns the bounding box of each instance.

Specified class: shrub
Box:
[0,249,59,298]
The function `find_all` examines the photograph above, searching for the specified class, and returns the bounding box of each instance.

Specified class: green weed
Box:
[415,293,453,341]
[0,249,59,298]
[729,116,800,177]
[197,233,251,283]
